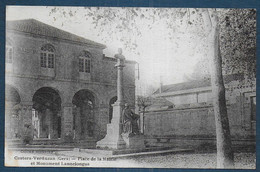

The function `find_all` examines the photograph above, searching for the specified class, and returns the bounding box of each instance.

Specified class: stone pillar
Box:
[38,112,45,138]
[74,106,81,140]
[5,103,23,141]
[5,104,12,139]
[46,108,56,139]
[17,107,23,139]
[61,103,74,142]
[117,62,124,104]
[52,113,59,139]
[97,49,126,149]
[139,111,144,134]
[21,102,33,144]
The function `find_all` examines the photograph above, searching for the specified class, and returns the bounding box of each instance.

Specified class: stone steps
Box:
[112,146,178,155]
[8,147,74,152]
[79,146,194,156]
[111,148,194,159]
[6,138,97,149]
[56,147,194,158]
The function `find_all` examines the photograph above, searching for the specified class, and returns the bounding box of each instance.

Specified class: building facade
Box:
[145,74,256,149]
[5,19,136,147]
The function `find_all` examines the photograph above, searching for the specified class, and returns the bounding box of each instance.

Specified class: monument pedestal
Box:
[122,134,145,149]
[97,49,129,150]
[96,102,126,149]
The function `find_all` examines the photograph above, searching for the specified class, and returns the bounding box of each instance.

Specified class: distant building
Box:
[5,19,136,147]
[144,74,256,148]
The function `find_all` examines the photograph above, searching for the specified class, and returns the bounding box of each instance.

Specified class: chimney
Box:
[159,76,163,93]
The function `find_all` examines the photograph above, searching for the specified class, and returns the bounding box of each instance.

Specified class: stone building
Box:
[144,74,256,149]
[5,19,136,147]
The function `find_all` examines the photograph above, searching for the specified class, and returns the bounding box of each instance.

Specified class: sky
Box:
[6,6,205,95]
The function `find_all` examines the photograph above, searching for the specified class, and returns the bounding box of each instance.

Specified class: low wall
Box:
[143,102,255,149]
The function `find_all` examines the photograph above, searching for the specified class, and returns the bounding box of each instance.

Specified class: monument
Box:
[97,48,145,149]
[96,48,127,149]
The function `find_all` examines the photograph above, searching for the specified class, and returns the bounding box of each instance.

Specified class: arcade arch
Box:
[6,85,21,105]
[5,85,22,139]
[72,89,96,139]
[32,87,62,139]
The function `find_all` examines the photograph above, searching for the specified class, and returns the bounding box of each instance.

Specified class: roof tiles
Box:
[6,19,106,48]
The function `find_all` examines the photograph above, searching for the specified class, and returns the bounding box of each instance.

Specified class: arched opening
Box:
[6,86,21,104]
[5,85,21,139]
[32,87,61,139]
[109,96,117,123]
[72,90,95,139]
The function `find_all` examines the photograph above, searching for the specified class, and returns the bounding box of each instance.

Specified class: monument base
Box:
[122,134,145,149]
[96,123,126,149]
[96,102,126,149]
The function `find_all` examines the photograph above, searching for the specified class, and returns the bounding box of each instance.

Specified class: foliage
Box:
[219,9,256,79]
[48,7,205,54]
[190,9,256,80]
[49,7,256,82]
[137,96,152,111]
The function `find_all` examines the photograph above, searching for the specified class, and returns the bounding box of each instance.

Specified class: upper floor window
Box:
[79,51,91,73]
[40,44,55,68]
[6,45,13,63]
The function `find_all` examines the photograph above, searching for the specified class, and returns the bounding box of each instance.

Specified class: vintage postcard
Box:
[5,6,256,169]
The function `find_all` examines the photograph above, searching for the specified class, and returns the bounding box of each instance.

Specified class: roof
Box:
[154,73,245,94]
[145,97,173,111]
[6,19,106,49]
[150,97,173,106]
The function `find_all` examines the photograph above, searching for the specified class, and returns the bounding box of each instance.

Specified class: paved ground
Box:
[116,152,256,169]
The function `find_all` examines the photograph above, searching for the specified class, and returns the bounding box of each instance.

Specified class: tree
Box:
[201,9,234,168]
[202,9,256,168]
[136,95,152,134]
[137,96,152,112]
[183,9,256,168]
[49,7,256,168]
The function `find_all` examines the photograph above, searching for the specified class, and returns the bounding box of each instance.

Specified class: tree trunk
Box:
[203,9,234,168]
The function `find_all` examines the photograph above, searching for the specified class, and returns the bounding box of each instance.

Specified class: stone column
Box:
[110,58,125,126]
[140,111,144,134]
[21,102,33,144]
[46,108,55,139]
[5,103,23,141]
[61,103,74,142]
[73,106,81,140]
[38,112,44,138]
[52,113,59,139]
[97,48,126,149]
[5,104,12,139]
[117,63,124,103]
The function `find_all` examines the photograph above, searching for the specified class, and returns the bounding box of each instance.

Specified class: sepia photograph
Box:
[4,6,256,169]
